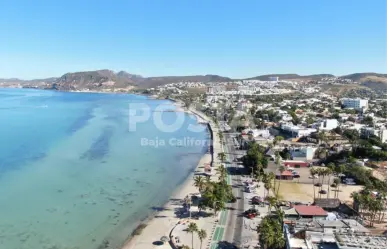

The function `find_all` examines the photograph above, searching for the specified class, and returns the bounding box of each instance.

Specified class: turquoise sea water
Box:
[0,88,208,249]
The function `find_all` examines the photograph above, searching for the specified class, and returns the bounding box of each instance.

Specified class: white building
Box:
[281,123,317,138]
[207,86,226,94]
[361,127,387,143]
[316,119,339,131]
[268,76,279,82]
[289,147,315,161]
[342,98,368,110]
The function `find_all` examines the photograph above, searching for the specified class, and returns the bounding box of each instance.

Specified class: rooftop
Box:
[336,234,387,249]
[314,198,341,209]
[295,205,328,216]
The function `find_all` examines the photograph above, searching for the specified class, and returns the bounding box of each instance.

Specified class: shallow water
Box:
[0,88,208,249]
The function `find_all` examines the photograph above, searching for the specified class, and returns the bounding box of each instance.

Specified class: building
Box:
[289,147,315,161]
[276,170,294,180]
[361,127,387,143]
[268,76,279,82]
[281,123,317,138]
[317,119,339,131]
[207,86,226,94]
[342,98,368,110]
[283,160,310,168]
[294,205,328,220]
[313,198,341,211]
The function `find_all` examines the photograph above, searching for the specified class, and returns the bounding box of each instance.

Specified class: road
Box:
[223,131,246,248]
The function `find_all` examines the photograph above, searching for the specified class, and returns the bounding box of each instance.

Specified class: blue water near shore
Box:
[0,88,208,249]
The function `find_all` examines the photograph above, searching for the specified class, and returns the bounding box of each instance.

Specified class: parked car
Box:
[251,196,263,204]
[309,174,319,179]
[244,208,260,219]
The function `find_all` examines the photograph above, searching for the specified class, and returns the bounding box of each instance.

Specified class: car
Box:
[251,196,263,204]
[244,208,260,219]
[309,175,319,179]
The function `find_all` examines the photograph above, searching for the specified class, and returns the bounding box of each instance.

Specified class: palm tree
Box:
[184,195,193,219]
[258,218,275,249]
[216,164,227,181]
[333,178,341,199]
[217,152,226,163]
[310,167,318,201]
[318,131,328,145]
[197,229,207,249]
[276,165,285,196]
[193,176,206,193]
[317,168,325,198]
[187,222,198,249]
[325,167,333,199]
[267,196,277,213]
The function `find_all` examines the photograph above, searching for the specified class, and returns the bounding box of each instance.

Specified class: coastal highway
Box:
[223,129,245,248]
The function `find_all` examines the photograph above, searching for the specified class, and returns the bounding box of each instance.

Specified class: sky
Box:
[0,0,386,79]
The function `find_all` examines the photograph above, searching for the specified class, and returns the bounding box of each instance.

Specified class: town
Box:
[148,76,387,249]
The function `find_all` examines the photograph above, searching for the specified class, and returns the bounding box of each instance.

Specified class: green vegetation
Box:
[258,216,286,249]
[193,166,234,217]
[241,142,268,172]
[186,222,198,249]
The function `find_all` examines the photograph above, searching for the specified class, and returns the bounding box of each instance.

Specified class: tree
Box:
[197,229,207,249]
[276,165,285,196]
[318,131,328,145]
[326,163,335,199]
[216,164,227,181]
[217,152,226,163]
[310,167,318,201]
[187,222,198,249]
[273,136,284,146]
[333,178,341,199]
[258,216,285,249]
[194,176,206,193]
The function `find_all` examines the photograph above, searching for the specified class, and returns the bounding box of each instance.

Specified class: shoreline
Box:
[2,88,217,248]
[121,107,219,249]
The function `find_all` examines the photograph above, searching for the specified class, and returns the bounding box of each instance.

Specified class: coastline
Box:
[121,107,220,249]
[1,87,218,248]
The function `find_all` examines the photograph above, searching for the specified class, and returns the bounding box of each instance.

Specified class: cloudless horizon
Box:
[0,0,386,79]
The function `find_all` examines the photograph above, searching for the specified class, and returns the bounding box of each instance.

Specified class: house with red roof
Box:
[294,205,328,220]
[276,170,294,180]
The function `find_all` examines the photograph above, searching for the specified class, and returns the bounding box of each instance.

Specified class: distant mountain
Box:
[137,74,232,88]
[340,73,387,90]
[1,70,387,91]
[245,74,335,81]
[54,70,137,90]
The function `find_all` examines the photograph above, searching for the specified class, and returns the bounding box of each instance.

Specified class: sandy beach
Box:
[122,107,222,249]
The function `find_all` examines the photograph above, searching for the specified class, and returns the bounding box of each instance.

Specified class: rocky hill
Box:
[340,73,387,90]
[54,69,137,90]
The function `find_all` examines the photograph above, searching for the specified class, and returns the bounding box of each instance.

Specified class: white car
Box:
[309,174,319,179]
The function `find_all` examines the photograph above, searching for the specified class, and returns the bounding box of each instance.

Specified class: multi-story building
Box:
[342,98,368,110]
[361,127,387,143]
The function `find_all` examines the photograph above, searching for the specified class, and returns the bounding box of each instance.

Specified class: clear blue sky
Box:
[0,0,386,79]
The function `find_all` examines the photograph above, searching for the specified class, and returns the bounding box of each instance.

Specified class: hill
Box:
[54,69,137,90]
[1,70,387,91]
[137,74,232,88]
[340,73,387,90]
[245,74,335,81]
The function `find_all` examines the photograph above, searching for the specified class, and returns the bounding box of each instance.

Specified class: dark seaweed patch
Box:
[67,107,95,134]
[80,126,114,161]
